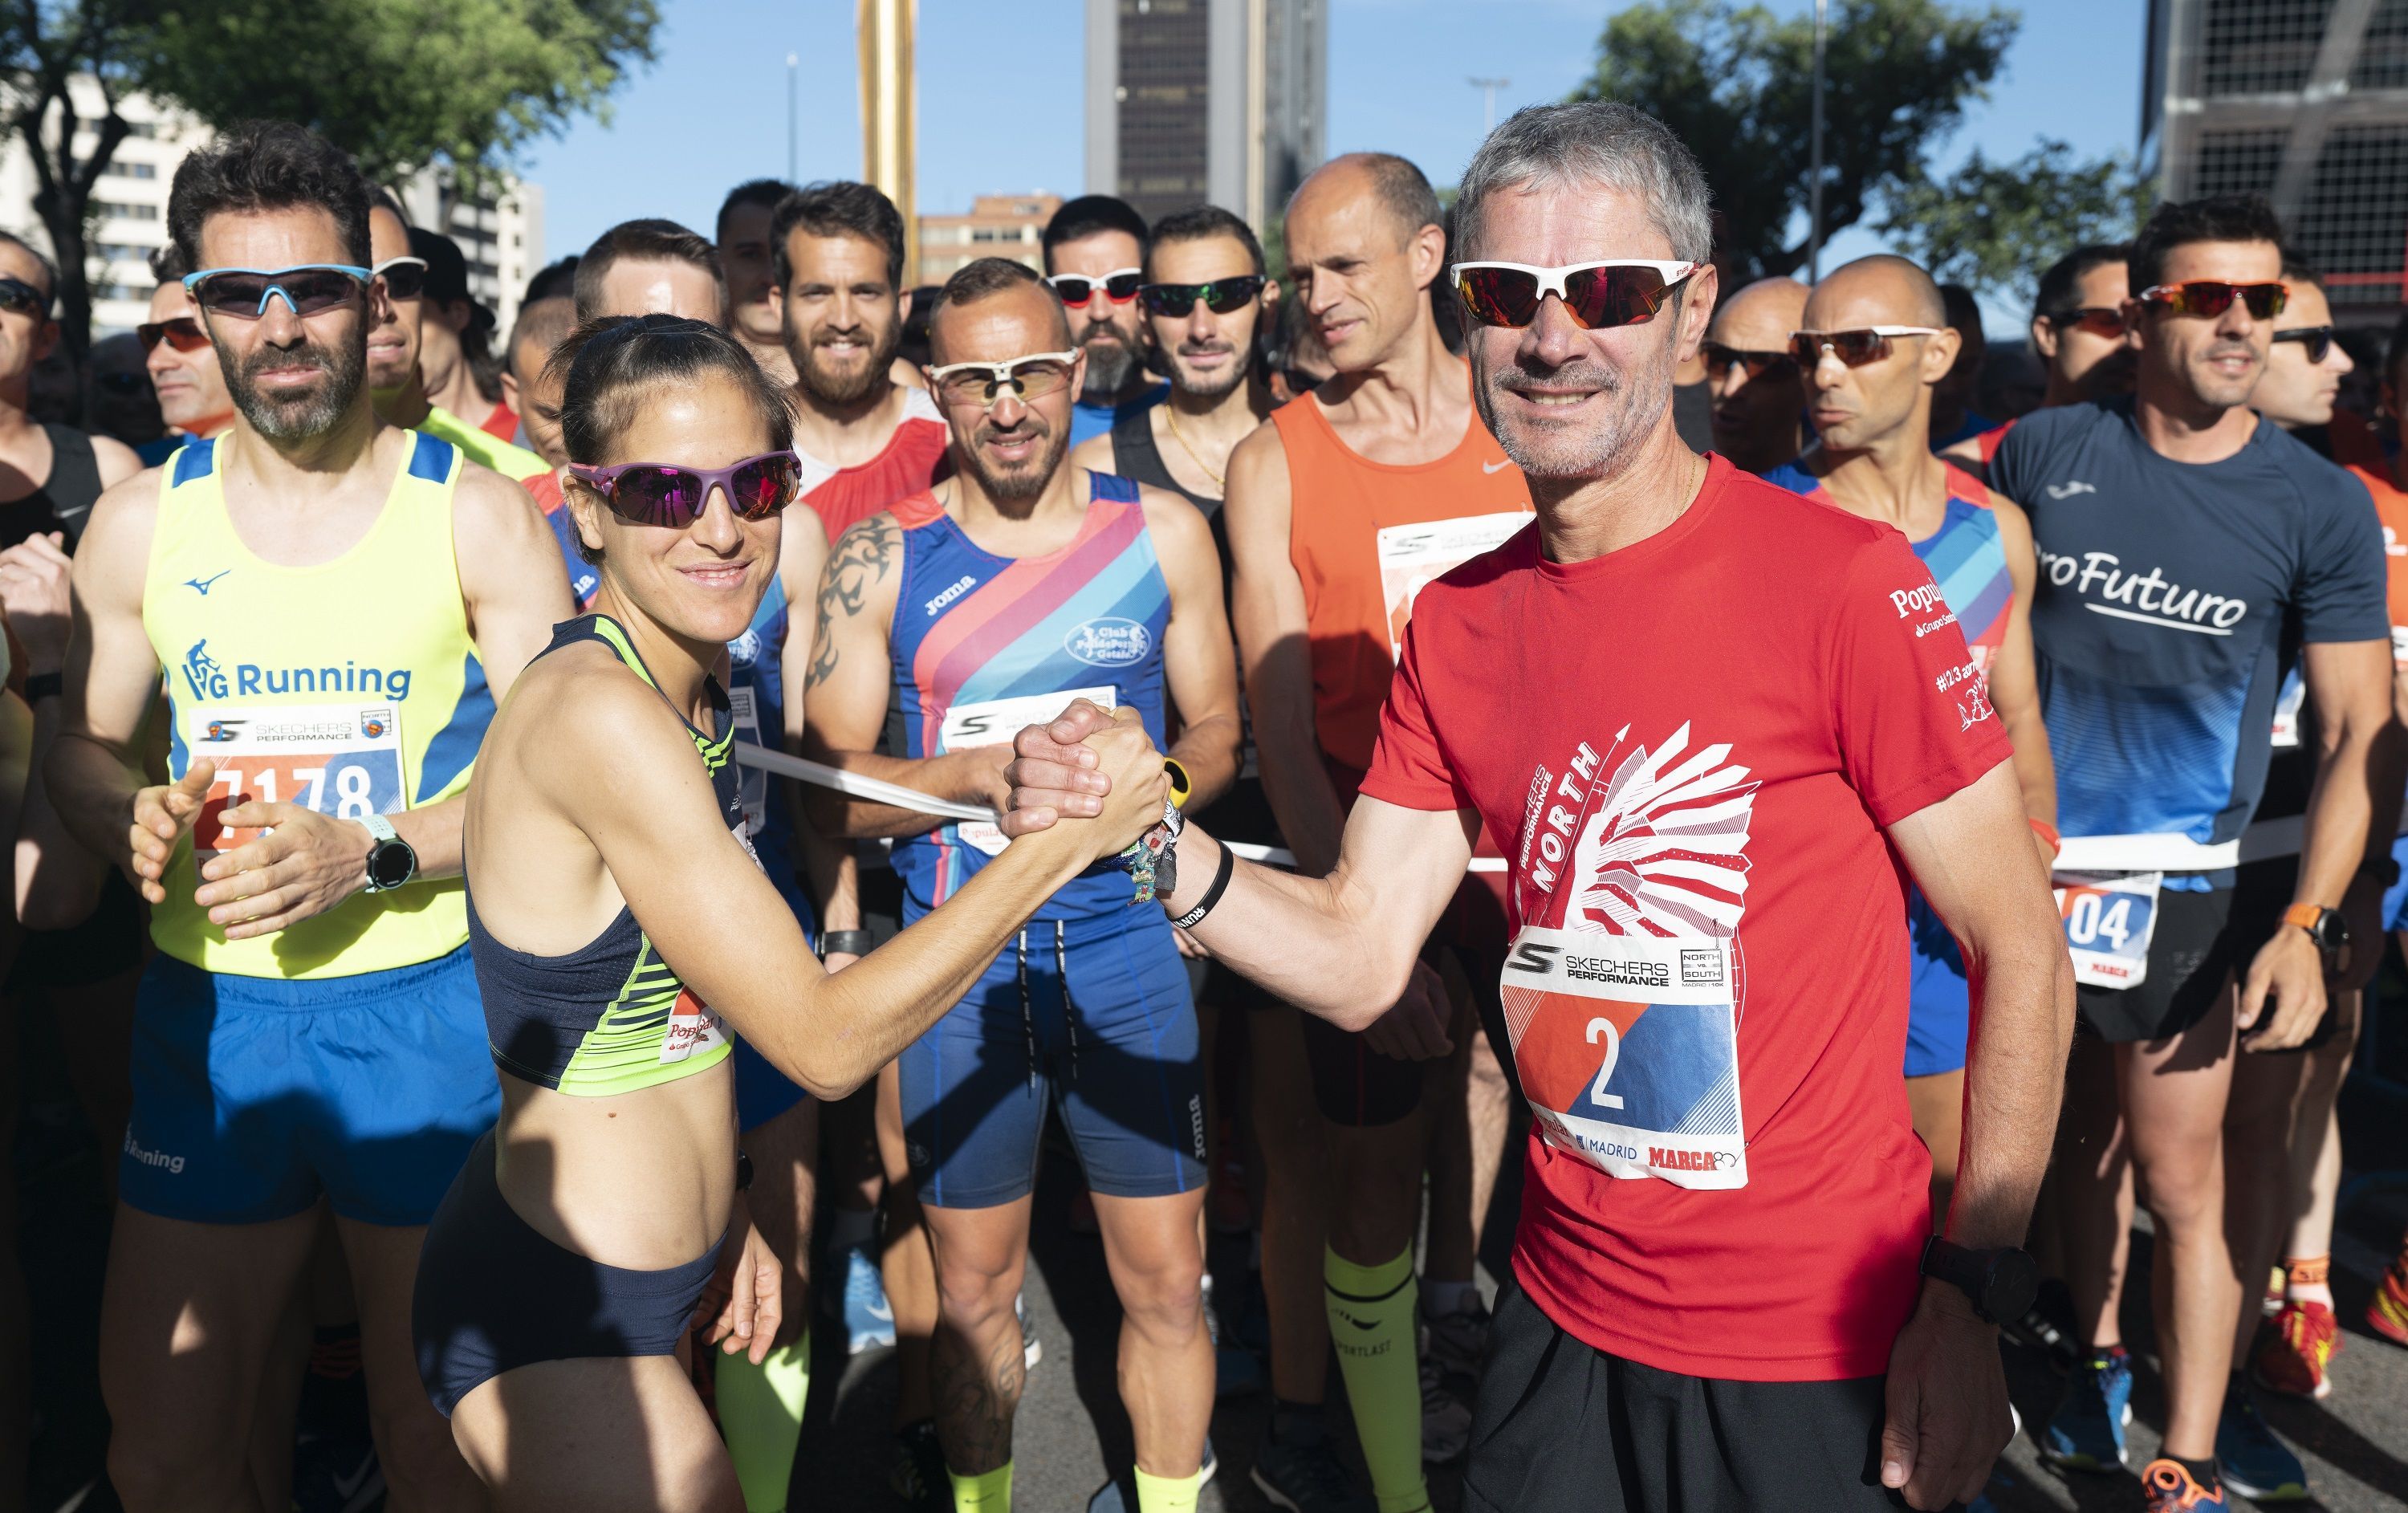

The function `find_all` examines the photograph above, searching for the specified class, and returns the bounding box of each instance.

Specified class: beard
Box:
[1475,351,1666,483]
[1169,339,1247,401]
[962,411,1067,508]
[1077,323,1137,402]
[791,316,904,408]
[224,333,365,442]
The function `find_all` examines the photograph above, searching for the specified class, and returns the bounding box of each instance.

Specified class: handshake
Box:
[999,698,1173,868]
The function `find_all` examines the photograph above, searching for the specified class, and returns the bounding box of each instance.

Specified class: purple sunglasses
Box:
[567,450,803,527]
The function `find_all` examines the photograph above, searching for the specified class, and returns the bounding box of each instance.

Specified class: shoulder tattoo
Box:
[808,514,901,688]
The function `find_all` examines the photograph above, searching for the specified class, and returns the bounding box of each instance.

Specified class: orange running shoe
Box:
[2253,1299,2341,1399]
[2370,1238,2408,1348]
[2142,1460,2228,1511]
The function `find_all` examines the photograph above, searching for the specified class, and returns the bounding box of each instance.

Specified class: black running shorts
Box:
[2073,883,2241,1044]
[1463,1283,1906,1512]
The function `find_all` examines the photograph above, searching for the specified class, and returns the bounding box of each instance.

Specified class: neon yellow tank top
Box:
[144,430,490,978]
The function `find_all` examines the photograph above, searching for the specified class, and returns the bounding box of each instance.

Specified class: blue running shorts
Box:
[898,906,1206,1209]
[1904,892,1971,1079]
[121,945,498,1226]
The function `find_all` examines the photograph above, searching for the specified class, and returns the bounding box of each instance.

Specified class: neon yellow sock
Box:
[1324,1246,1428,1513]
[1133,1465,1203,1513]
[714,1331,811,1512]
[949,1461,1012,1513]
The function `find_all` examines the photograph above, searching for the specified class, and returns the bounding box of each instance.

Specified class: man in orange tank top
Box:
[1222,150,1529,1512]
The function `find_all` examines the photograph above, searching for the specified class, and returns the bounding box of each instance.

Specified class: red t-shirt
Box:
[800,388,952,541]
[1361,455,2012,1381]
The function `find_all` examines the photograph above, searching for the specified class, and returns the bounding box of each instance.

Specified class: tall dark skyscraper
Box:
[2146,0,2408,317]
[1085,0,1328,233]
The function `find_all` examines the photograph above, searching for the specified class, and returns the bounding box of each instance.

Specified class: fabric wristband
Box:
[1167,838,1236,931]
[820,929,875,958]
[2028,816,2060,858]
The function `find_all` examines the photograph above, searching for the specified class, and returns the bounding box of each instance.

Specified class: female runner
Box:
[412,315,1165,1510]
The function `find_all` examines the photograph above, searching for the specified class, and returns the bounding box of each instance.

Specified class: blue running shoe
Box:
[839,1243,895,1355]
[2039,1348,2133,1471]
[2216,1380,2308,1502]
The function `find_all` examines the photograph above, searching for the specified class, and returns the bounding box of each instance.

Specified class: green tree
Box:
[1877,140,2152,304]
[1573,0,2016,279]
[0,0,659,361]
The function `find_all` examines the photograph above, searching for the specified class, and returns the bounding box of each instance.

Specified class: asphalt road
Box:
[17,1033,2408,1512]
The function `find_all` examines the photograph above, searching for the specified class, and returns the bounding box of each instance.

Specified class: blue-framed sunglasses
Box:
[182,264,374,319]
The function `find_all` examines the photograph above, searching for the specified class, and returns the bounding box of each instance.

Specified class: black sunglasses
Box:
[0,276,48,317]
[1138,275,1266,318]
[1701,340,1799,383]
[2046,307,2125,338]
[2272,325,2335,364]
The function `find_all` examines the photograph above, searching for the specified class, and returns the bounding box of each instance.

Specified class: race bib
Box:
[2052,871,2162,989]
[2270,670,2306,750]
[663,985,730,1064]
[1498,927,1747,1190]
[939,686,1116,856]
[729,684,769,839]
[189,703,405,860]
[1374,511,1531,661]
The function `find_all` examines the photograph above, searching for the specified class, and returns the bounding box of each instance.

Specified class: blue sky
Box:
[526,0,2146,331]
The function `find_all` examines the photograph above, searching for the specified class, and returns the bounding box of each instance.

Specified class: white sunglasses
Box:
[925,350,1082,409]
[1449,260,1700,330]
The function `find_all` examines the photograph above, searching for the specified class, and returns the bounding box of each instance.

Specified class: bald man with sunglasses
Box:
[1763,255,2059,1242]
[1995,196,2393,1511]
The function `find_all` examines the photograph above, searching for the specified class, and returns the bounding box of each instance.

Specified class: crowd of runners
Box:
[0,93,2402,1513]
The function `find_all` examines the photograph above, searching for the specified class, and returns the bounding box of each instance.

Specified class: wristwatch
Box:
[2282,901,2349,958]
[1920,1236,2038,1326]
[24,670,62,703]
[360,815,417,893]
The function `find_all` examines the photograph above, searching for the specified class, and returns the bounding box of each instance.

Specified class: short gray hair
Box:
[1454,102,1712,266]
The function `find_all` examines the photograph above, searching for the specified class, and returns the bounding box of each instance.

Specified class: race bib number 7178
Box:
[187,703,405,860]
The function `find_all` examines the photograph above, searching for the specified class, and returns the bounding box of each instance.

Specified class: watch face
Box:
[368,840,414,891]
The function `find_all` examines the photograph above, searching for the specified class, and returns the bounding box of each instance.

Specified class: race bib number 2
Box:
[188,703,405,860]
[2052,871,2162,990]
[1498,927,1747,1190]
[940,685,1115,856]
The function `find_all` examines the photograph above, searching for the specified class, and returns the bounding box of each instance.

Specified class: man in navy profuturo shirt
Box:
[1995,194,2391,1511]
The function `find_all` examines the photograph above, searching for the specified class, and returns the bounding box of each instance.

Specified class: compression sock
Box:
[2177,1456,2223,1492]
[1324,1246,1427,1513]
[715,1330,811,1512]
[948,1462,1012,1513]
[1133,1466,1202,1513]
[2286,1255,2336,1310]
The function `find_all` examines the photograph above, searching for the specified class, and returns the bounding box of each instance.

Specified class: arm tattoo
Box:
[807,514,901,689]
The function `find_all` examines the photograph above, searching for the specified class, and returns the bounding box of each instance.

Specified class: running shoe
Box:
[889,1419,949,1513]
[2369,1237,2408,1347]
[2142,1460,2228,1511]
[839,1243,896,1355]
[2215,1381,2308,1502]
[290,1433,384,1513]
[2036,1347,2133,1471]
[1419,1352,1471,1464]
[1252,1429,1374,1512]
[2252,1299,2339,1399]
[1017,1292,1043,1371]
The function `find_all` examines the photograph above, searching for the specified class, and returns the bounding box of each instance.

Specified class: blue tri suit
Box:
[886,473,1206,1208]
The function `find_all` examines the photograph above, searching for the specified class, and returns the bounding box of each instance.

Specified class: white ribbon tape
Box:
[732,744,1511,874]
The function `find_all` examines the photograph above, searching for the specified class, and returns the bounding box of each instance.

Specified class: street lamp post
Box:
[1468,76,1509,136]
[1808,0,1826,281]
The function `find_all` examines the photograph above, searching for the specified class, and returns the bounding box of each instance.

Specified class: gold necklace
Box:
[1161,404,1226,492]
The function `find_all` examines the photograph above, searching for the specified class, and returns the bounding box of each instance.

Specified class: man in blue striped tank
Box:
[804,258,1242,1513]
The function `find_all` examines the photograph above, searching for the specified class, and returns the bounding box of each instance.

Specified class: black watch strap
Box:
[1920,1235,2038,1325]
[24,670,62,703]
[820,929,875,958]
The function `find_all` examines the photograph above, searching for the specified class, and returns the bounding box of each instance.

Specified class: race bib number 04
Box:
[1498,927,1747,1190]
[2052,871,2162,990]
[189,703,405,860]
[940,686,1116,857]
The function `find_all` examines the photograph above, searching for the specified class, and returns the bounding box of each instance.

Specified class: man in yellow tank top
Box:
[44,122,573,1512]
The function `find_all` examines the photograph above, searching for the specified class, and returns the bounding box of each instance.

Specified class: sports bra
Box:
[468,614,744,1096]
